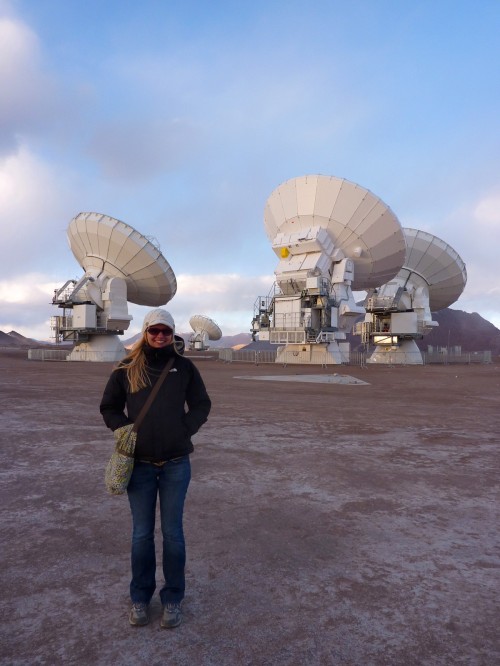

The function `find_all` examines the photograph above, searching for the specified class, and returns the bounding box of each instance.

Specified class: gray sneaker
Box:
[160,602,182,628]
[129,602,150,626]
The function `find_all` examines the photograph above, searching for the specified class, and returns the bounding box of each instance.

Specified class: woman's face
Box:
[145,325,174,349]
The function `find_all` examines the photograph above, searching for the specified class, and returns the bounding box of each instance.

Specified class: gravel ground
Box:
[0,349,499,666]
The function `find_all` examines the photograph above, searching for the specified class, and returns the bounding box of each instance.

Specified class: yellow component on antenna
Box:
[280,247,290,258]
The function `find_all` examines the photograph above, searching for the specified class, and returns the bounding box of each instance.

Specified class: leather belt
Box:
[138,457,184,466]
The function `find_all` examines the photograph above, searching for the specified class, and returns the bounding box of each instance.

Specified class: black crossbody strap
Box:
[132,357,175,433]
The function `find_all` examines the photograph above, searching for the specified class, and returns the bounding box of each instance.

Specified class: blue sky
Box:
[0,0,499,340]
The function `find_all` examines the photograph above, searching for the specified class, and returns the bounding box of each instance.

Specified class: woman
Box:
[100,308,211,628]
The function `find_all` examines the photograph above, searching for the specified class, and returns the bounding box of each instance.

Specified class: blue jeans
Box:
[127,456,191,605]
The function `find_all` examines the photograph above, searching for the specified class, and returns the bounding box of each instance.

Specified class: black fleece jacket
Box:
[100,344,211,461]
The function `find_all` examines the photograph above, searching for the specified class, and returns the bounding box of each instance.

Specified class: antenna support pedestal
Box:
[66,335,126,362]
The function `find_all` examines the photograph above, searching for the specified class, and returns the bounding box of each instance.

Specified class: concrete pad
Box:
[1,349,499,665]
[234,373,369,385]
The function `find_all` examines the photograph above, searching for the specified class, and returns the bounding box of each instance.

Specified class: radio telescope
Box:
[188,315,222,351]
[355,228,467,364]
[251,175,406,364]
[51,212,176,361]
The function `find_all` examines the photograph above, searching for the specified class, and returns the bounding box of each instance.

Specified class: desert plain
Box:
[0,348,499,665]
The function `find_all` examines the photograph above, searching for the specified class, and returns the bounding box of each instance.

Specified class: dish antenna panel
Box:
[355,227,467,364]
[252,175,406,364]
[51,212,177,361]
[189,315,222,351]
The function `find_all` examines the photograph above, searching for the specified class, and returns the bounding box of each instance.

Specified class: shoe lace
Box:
[165,603,181,612]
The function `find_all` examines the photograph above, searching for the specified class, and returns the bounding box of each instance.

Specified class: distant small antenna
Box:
[189,315,222,351]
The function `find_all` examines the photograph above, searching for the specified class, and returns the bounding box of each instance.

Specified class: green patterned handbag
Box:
[104,424,137,495]
[104,357,175,495]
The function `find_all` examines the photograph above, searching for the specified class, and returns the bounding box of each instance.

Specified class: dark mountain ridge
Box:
[417,309,500,353]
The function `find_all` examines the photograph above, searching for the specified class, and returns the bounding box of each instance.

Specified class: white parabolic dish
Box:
[403,228,467,311]
[264,175,406,290]
[68,212,177,306]
[189,315,222,340]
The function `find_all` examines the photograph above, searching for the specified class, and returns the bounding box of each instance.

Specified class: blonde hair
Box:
[115,334,150,393]
[115,333,183,393]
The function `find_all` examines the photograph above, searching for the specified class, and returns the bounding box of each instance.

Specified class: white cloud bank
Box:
[0,272,274,341]
[0,15,58,154]
[0,146,74,274]
[473,194,500,227]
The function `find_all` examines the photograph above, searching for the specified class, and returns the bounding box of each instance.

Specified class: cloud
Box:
[0,15,59,155]
[0,270,275,340]
[0,272,61,340]
[0,147,58,220]
[0,273,57,304]
[443,187,500,328]
[473,193,500,227]
[134,272,274,336]
[0,146,74,273]
[86,117,201,182]
[103,35,361,180]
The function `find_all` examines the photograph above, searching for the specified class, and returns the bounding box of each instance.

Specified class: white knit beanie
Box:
[141,308,175,334]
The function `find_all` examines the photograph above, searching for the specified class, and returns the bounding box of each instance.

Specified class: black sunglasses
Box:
[147,326,173,336]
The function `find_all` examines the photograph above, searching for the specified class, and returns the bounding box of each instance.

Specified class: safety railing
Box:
[28,349,71,361]
[217,348,492,366]
[218,348,367,366]
[27,348,121,362]
[422,351,492,364]
[27,347,492,365]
